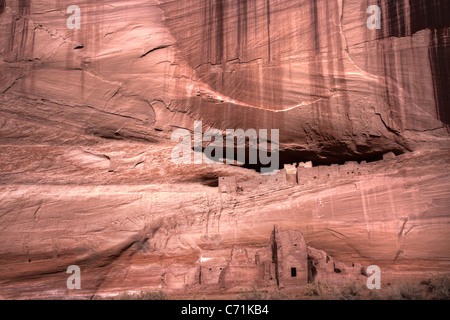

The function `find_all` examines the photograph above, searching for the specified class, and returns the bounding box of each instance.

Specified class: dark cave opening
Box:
[203,145,405,174]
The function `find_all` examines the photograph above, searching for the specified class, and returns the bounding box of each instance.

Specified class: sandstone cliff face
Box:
[1,0,449,160]
[0,0,449,299]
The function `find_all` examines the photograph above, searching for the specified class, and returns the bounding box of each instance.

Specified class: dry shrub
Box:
[236,287,268,300]
[339,280,368,300]
[423,274,450,300]
[114,290,169,300]
[387,281,426,300]
[303,281,338,299]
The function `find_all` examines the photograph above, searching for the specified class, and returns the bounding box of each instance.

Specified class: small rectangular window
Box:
[291,267,297,277]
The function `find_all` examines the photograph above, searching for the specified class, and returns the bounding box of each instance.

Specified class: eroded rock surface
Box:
[0,0,449,299]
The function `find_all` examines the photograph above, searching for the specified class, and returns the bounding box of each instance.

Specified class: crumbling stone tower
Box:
[271,226,308,289]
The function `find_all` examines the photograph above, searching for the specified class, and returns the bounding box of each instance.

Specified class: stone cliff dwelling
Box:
[195,226,365,290]
[0,0,449,301]
[218,153,394,194]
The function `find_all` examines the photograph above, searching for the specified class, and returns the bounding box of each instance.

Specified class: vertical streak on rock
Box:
[358,183,371,239]
[203,0,211,62]
[376,0,382,39]
[335,0,351,136]
[309,0,323,133]
[93,0,103,74]
[422,0,450,127]
[215,0,225,90]
[410,0,450,35]
[18,0,30,16]
[398,1,406,37]
[235,0,249,107]
[429,28,450,126]
[386,0,405,38]
[0,0,5,14]
[19,0,30,61]
[375,1,410,131]
[30,18,36,93]
[381,48,392,113]
[236,0,248,59]
[8,14,16,55]
[376,0,391,112]
[403,0,450,126]
[215,0,224,64]
[7,0,30,61]
[237,0,241,57]
[324,2,336,136]
[377,0,406,39]
[311,0,319,56]
[266,0,271,61]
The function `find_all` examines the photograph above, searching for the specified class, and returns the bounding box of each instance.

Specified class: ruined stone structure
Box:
[284,164,298,185]
[307,247,365,284]
[297,159,374,185]
[198,254,228,286]
[1,0,448,299]
[271,226,308,289]
[219,152,392,192]
[219,247,267,289]
[218,169,289,194]
[218,176,237,194]
[197,247,273,289]
[194,226,365,291]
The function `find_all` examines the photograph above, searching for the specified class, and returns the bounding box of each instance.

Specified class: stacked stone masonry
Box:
[219,152,396,194]
[197,226,366,290]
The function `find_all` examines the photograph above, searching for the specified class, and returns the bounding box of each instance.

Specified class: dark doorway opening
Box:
[291,267,297,277]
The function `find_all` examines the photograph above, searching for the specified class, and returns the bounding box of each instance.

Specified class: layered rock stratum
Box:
[0,0,449,299]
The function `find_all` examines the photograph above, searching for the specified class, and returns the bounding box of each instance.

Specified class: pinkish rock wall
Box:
[0,0,449,299]
[1,0,449,162]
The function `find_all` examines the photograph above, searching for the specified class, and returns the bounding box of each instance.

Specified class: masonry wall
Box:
[194,228,366,290]
[199,263,226,285]
[297,160,371,186]
[272,227,308,288]
[219,246,267,289]
[218,154,385,194]
[219,176,237,194]
[307,247,365,285]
